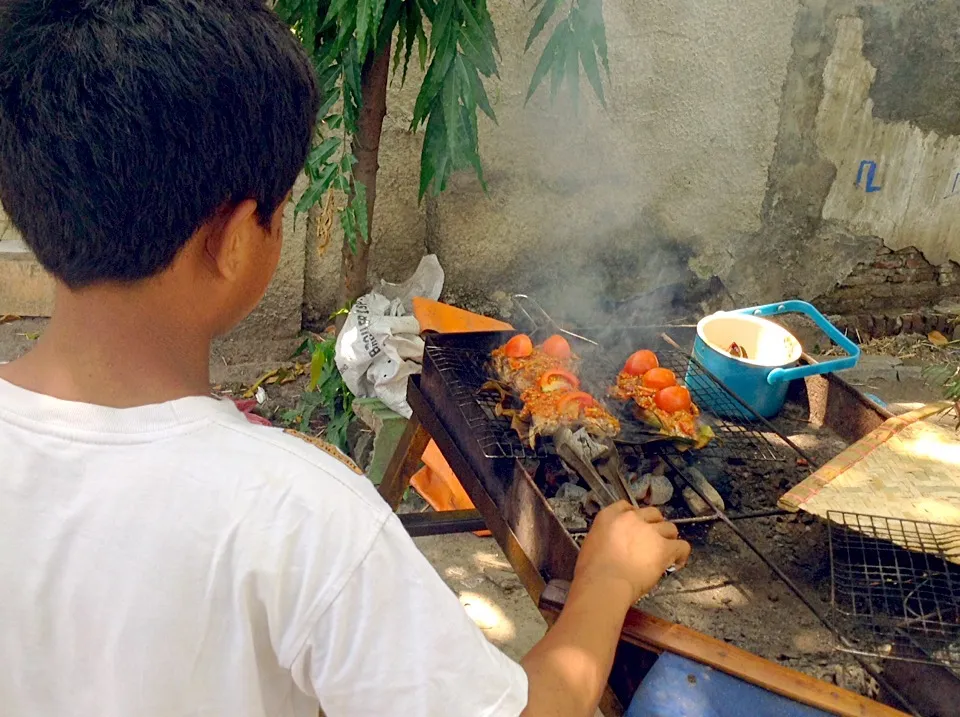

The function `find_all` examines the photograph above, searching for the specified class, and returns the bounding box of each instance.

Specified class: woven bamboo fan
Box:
[780,402,960,564]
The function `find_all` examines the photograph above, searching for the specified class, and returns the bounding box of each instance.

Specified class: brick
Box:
[872,259,904,270]
[933,315,951,333]
[839,272,879,288]
[866,284,897,298]
[893,268,937,283]
[905,257,931,270]
[900,313,921,334]
[852,314,874,341]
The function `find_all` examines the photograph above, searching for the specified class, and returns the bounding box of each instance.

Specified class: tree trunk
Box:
[338,42,392,313]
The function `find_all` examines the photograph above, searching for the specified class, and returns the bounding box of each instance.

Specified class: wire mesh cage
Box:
[827,511,960,668]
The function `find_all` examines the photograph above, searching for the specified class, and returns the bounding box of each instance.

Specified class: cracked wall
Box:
[729,0,960,315]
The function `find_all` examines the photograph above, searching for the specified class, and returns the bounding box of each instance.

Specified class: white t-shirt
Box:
[0,378,528,716]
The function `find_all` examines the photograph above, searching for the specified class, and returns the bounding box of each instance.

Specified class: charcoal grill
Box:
[382,323,935,715]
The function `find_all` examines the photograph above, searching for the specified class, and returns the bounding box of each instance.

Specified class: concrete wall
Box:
[0,206,14,243]
[6,1,960,333]
[305,0,960,327]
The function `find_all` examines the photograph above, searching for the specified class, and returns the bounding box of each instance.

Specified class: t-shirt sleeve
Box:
[286,512,529,716]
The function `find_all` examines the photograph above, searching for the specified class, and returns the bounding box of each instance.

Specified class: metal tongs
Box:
[554,428,638,508]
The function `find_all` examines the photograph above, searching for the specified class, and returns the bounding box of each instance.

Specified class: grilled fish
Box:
[609,371,714,449]
[487,334,618,448]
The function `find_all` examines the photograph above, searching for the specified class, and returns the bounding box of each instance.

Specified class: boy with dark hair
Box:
[0,2,690,716]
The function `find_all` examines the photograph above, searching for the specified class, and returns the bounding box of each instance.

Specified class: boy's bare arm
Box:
[519,504,691,717]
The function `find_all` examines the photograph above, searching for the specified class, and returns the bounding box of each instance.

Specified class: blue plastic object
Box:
[685,301,860,419]
[626,653,832,717]
[863,393,889,408]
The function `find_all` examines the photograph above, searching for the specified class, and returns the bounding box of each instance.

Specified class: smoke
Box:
[478,0,794,328]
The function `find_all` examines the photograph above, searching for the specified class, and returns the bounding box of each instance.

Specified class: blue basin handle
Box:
[734,300,861,385]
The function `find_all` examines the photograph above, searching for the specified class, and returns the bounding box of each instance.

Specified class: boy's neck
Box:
[0,285,212,408]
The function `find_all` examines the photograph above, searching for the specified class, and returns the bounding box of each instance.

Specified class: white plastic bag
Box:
[335,255,444,417]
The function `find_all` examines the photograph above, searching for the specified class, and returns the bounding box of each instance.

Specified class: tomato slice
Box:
[504,334,534,358]
[539,369,580,392]
[557,391,597,418]
[542,334,572,359]
[642,368,677,390]
[655,385,692,413]
[624,349,659,376]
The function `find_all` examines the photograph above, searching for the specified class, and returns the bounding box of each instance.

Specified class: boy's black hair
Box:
[0,0,320,288]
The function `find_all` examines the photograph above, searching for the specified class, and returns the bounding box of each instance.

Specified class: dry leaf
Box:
[242,368,280,398]
[929,330,950,347]
[0,314,21,325]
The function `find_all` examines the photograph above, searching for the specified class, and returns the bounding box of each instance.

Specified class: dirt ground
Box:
[0,318,952,705]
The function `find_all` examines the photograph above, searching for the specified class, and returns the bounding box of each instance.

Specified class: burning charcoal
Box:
[648,474,675,506]
[582,491,604,518]
[555,481,588,501]
[547,497,588,531]
[629,473,652,503]
[571,427,609,462]
[684,467,724,512]
[682,487,714,518]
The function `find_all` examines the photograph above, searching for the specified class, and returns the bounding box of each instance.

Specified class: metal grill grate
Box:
[423,343,549,458]
[629,345,786,464]
[828,511,960,668]
[422,332,793,463]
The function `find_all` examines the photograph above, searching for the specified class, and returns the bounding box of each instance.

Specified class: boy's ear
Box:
[203,199,260,281]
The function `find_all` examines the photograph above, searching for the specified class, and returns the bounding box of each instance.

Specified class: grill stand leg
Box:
[378,415,431,511]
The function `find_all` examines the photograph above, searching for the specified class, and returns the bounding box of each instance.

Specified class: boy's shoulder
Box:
[280,429,365,475]
[201,411,388,521]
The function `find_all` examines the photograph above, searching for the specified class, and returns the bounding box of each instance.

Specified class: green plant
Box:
[924,364,960,402]
[922,363,960,429]
[273,0,610,309]
[283,334,356,451]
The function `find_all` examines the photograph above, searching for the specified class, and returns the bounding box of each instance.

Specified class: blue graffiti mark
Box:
[945,172,960,199]
[856,160,882,193]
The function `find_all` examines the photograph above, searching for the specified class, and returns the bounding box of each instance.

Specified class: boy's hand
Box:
[574,502,691,604]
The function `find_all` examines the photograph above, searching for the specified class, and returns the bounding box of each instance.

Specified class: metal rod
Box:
[672,508,788,526]
[660,332,819,468]
[566,508,789,534]
[659,452,923,717]
[512,294,600,347]
[398,509,487,537]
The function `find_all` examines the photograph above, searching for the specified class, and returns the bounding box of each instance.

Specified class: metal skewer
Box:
[512,294,600,347]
